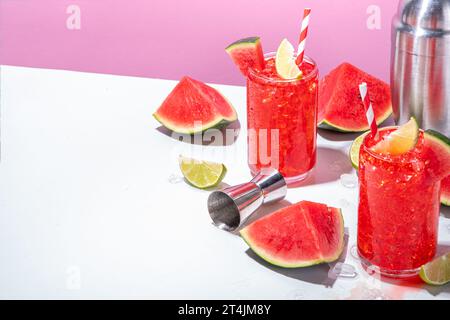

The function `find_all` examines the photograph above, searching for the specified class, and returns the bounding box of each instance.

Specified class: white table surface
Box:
[0,65,448,300]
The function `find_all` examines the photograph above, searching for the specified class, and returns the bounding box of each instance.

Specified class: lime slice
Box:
[349,131,371,169]
[275,38,302,80]
[371,117,419,156]
[179,156,227,189]
[419,253,450,286]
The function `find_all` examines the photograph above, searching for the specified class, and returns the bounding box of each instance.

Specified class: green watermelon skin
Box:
[240,201,344,268]
[318,63,392,132]
[225,37,265,77]
[153,76,237,134]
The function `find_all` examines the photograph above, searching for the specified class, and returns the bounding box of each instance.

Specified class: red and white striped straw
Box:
[296,8,312,65]
[359,82,378,137]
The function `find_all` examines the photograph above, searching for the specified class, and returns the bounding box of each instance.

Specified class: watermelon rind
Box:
[225,36,261,52]
[225,36,265,77]
[424,129,450,206]
[240,208,345,268]
[425,129,450,149]
[153,84,237,135]
[153,111,235,135]
[318,105,392,133]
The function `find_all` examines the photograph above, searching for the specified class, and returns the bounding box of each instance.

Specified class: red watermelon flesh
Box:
[441,176,450,206]
[319,63,392,132]
[240,201,344,268]
[225,37,265,77]
[153,76,237,134]
[423,130,450,206]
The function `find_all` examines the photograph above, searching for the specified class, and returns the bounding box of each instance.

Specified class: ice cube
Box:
[360,288,390,300]
[328,262,358,279]
[411,159,425,172]
[168,174,184,184]
[340,173,358,188]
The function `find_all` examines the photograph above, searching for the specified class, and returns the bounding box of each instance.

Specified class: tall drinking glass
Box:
[246,53,319,185]
[357,129,440,277]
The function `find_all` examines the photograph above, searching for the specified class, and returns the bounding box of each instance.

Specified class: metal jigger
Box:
[207,169,287,231]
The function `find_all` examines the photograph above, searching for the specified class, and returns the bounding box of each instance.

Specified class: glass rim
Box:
[247,52,318,83]
[361,126,424,163]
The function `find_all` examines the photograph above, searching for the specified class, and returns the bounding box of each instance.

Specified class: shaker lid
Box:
[397,0,450,32]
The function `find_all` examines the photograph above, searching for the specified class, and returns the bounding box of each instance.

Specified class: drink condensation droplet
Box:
[168,174,184,184]
[340,173,358,188]
[411,159,425,172]
[328,262,358,279]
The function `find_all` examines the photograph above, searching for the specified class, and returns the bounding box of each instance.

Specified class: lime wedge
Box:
[349,131,371,169]
[179,156,227,189]
[371,117,419,156]
[419,253,450,286]
[275,38,302,80]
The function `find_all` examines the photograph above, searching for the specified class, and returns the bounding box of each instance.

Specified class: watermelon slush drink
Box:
[247,53,319,184]
[357,129,441,277]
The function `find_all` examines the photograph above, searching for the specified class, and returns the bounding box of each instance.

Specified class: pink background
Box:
[0,0,398,85]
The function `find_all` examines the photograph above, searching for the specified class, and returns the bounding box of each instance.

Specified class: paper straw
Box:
[359,83,379,137]
[296,8,311,65]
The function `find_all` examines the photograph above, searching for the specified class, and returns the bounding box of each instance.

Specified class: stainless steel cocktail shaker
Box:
[391,0,450,136]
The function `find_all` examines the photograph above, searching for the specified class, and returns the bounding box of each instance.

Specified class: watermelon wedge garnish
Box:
[226,37,265,77]
[423,130,450,188]
[153,76,237,134]
[318,63,392,132]
[240,201,344,268]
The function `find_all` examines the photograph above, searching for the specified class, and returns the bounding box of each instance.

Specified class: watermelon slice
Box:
[240,201,344,268]
[423,130,450,205]
[153,76,237,134]
[226,37,265,77]
[441,176,450,206]
[318,63,392,132]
